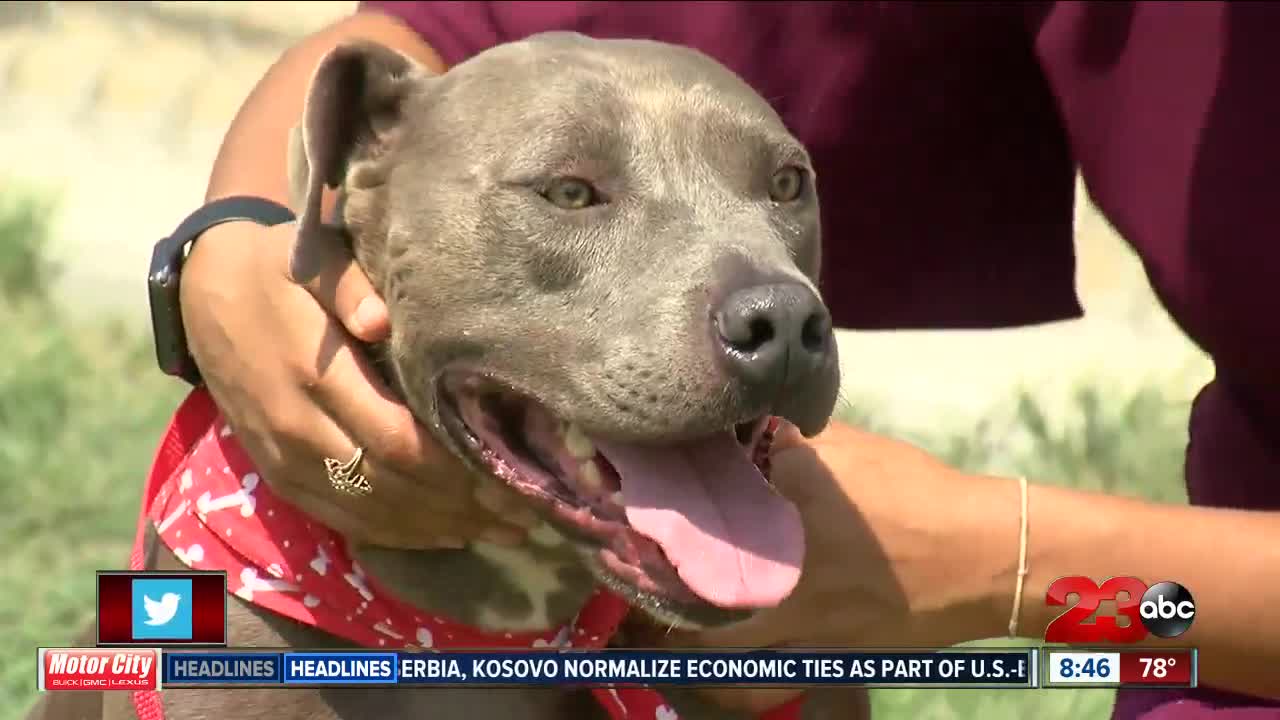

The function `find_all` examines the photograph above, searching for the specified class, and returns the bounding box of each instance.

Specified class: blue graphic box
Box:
[131,577,193,640]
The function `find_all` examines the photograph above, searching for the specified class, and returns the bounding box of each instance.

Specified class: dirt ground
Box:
[0,1,1212,433]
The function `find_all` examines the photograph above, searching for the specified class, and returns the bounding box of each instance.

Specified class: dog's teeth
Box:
[578,460,603,494]
[564,423,595,460]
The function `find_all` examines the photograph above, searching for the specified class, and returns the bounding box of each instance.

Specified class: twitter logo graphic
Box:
[131,578,193,640]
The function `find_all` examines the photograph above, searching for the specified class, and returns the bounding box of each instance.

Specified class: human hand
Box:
[657,420,1016,711]
[179,220,537,549]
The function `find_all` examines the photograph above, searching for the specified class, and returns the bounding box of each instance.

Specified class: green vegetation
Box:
[0,188,184,716]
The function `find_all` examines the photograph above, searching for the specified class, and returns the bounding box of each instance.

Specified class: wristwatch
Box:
[147,196,296,386]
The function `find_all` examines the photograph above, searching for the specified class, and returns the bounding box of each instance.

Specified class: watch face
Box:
[147,198,295,385]
[148,245,194,383]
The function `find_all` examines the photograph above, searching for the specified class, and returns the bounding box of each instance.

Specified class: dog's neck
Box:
[351,524,599,633]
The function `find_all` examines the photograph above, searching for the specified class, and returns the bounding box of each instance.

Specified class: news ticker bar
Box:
[37,647,1197,692]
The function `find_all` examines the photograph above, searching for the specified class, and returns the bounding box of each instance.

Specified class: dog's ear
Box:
[287,41,419,284]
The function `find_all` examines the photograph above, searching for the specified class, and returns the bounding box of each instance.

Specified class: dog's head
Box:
[288,33,840,629]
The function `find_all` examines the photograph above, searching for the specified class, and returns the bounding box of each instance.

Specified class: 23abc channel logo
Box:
[1044,576,1196,643]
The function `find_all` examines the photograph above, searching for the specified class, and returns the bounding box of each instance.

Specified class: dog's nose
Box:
[713,282,835,394]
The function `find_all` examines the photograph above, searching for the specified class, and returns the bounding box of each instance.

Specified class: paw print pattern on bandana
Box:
[136,390,803,720]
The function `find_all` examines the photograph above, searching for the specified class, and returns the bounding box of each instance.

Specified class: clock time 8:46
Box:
[1046,651,1121,686]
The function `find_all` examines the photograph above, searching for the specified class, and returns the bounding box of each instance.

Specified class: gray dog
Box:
[32,32,868,720]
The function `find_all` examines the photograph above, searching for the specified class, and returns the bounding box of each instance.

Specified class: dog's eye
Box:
[768,166,806,203]
[542,178,599,210]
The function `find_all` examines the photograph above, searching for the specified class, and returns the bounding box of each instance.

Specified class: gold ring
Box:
[325,447,372,497]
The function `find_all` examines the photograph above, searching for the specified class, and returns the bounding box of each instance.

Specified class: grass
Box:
[0,188,1196,720]
[0,187,184,716]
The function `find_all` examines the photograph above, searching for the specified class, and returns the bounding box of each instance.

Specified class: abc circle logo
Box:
[1139,581,1196,638]
[1044,576,1196,644]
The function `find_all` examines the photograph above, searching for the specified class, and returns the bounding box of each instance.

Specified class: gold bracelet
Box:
[1008,476,1030,637]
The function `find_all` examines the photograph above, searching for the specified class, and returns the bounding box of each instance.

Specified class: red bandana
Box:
[128,388,803,720]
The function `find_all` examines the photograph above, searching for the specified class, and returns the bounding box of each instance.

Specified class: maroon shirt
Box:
[359,2,1280,718]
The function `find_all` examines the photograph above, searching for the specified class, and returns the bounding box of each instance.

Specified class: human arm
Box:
[679,420,1280,701]
[179,10,535,548]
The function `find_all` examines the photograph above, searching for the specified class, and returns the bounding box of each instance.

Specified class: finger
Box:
[259,411,486,549]
[268,368,536,541]
[230,389,434,524]
[770,419,807,452]
[292,313,537,517]
[299,318,441,474]
[316,252,389,343]
[287,320,539,541]
[303,345,537,528]
[275,222,390,343]
[257,260,432,478]
[761,445,830,508]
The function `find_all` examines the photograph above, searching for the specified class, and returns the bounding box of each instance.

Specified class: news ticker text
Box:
[37,647,1197,692]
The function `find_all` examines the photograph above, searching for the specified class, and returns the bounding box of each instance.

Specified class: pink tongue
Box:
[593,433,804,609]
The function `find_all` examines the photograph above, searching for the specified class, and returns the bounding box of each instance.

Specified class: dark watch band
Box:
[148,196,296,386]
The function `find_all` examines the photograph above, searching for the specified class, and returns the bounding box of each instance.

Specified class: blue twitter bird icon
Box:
[131,578,193,640]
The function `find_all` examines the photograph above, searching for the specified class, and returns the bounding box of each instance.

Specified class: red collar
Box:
[129,387,802,720]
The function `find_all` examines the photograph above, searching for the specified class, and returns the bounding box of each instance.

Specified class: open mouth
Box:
[436,372,805,613]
